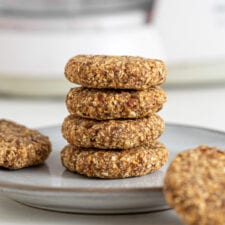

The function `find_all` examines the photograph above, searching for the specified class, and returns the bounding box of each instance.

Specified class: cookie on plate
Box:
[0,119,51,169]
[61,141,168,178]
[62,114,165,149]
[65,55,166,90]
[66,86,166,120]
[164,145,225,225]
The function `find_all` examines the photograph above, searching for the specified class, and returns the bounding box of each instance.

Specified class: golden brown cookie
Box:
[0,119,51,169]
[164,145,225,225]
[62,114,165,149]
[65,55,166,90]
[61,141,168,179]
[66,86,166,120]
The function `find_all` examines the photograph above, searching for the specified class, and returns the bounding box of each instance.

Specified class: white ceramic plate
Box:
[0,123,225,214]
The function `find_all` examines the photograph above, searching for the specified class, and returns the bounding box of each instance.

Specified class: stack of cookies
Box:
[61,55,168,179]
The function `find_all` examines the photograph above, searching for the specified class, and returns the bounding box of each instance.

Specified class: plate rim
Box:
[0,122,225,193]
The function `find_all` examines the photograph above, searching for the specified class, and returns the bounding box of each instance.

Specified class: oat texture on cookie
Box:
[66,86,166,120]
[164,145,225,225]
[0,119,51,169]
[62,114,165,149]
[65,55,167,90]
[61,142,168,179]
[62,54,168,178]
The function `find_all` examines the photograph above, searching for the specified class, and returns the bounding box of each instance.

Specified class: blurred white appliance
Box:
[0,0,165,97]
[154,0,225,85]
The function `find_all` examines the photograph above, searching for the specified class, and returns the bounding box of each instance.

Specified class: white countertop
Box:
[0,85,225,225]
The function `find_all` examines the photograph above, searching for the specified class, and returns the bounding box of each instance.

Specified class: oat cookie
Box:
[66,86,166,120]
[62,114,164,149]
[65,55,166,90]
[0,119,51,169]
[164,145,225,225]
[61,141,168,178]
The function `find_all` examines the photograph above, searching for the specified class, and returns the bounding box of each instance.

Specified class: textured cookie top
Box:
[0,119,51,169]
[61,141,168,179]
[65,55,166,90]
[66,86,166,120]
[164,145,225,225]
[62,114,165,149]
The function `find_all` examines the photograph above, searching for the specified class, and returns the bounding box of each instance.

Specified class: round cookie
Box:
[66,86,166,120]
[164,145,225,225]
[65,55,166,90]
[61,142,168,179]
[0,119,51,169]
[62,114,165,149]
